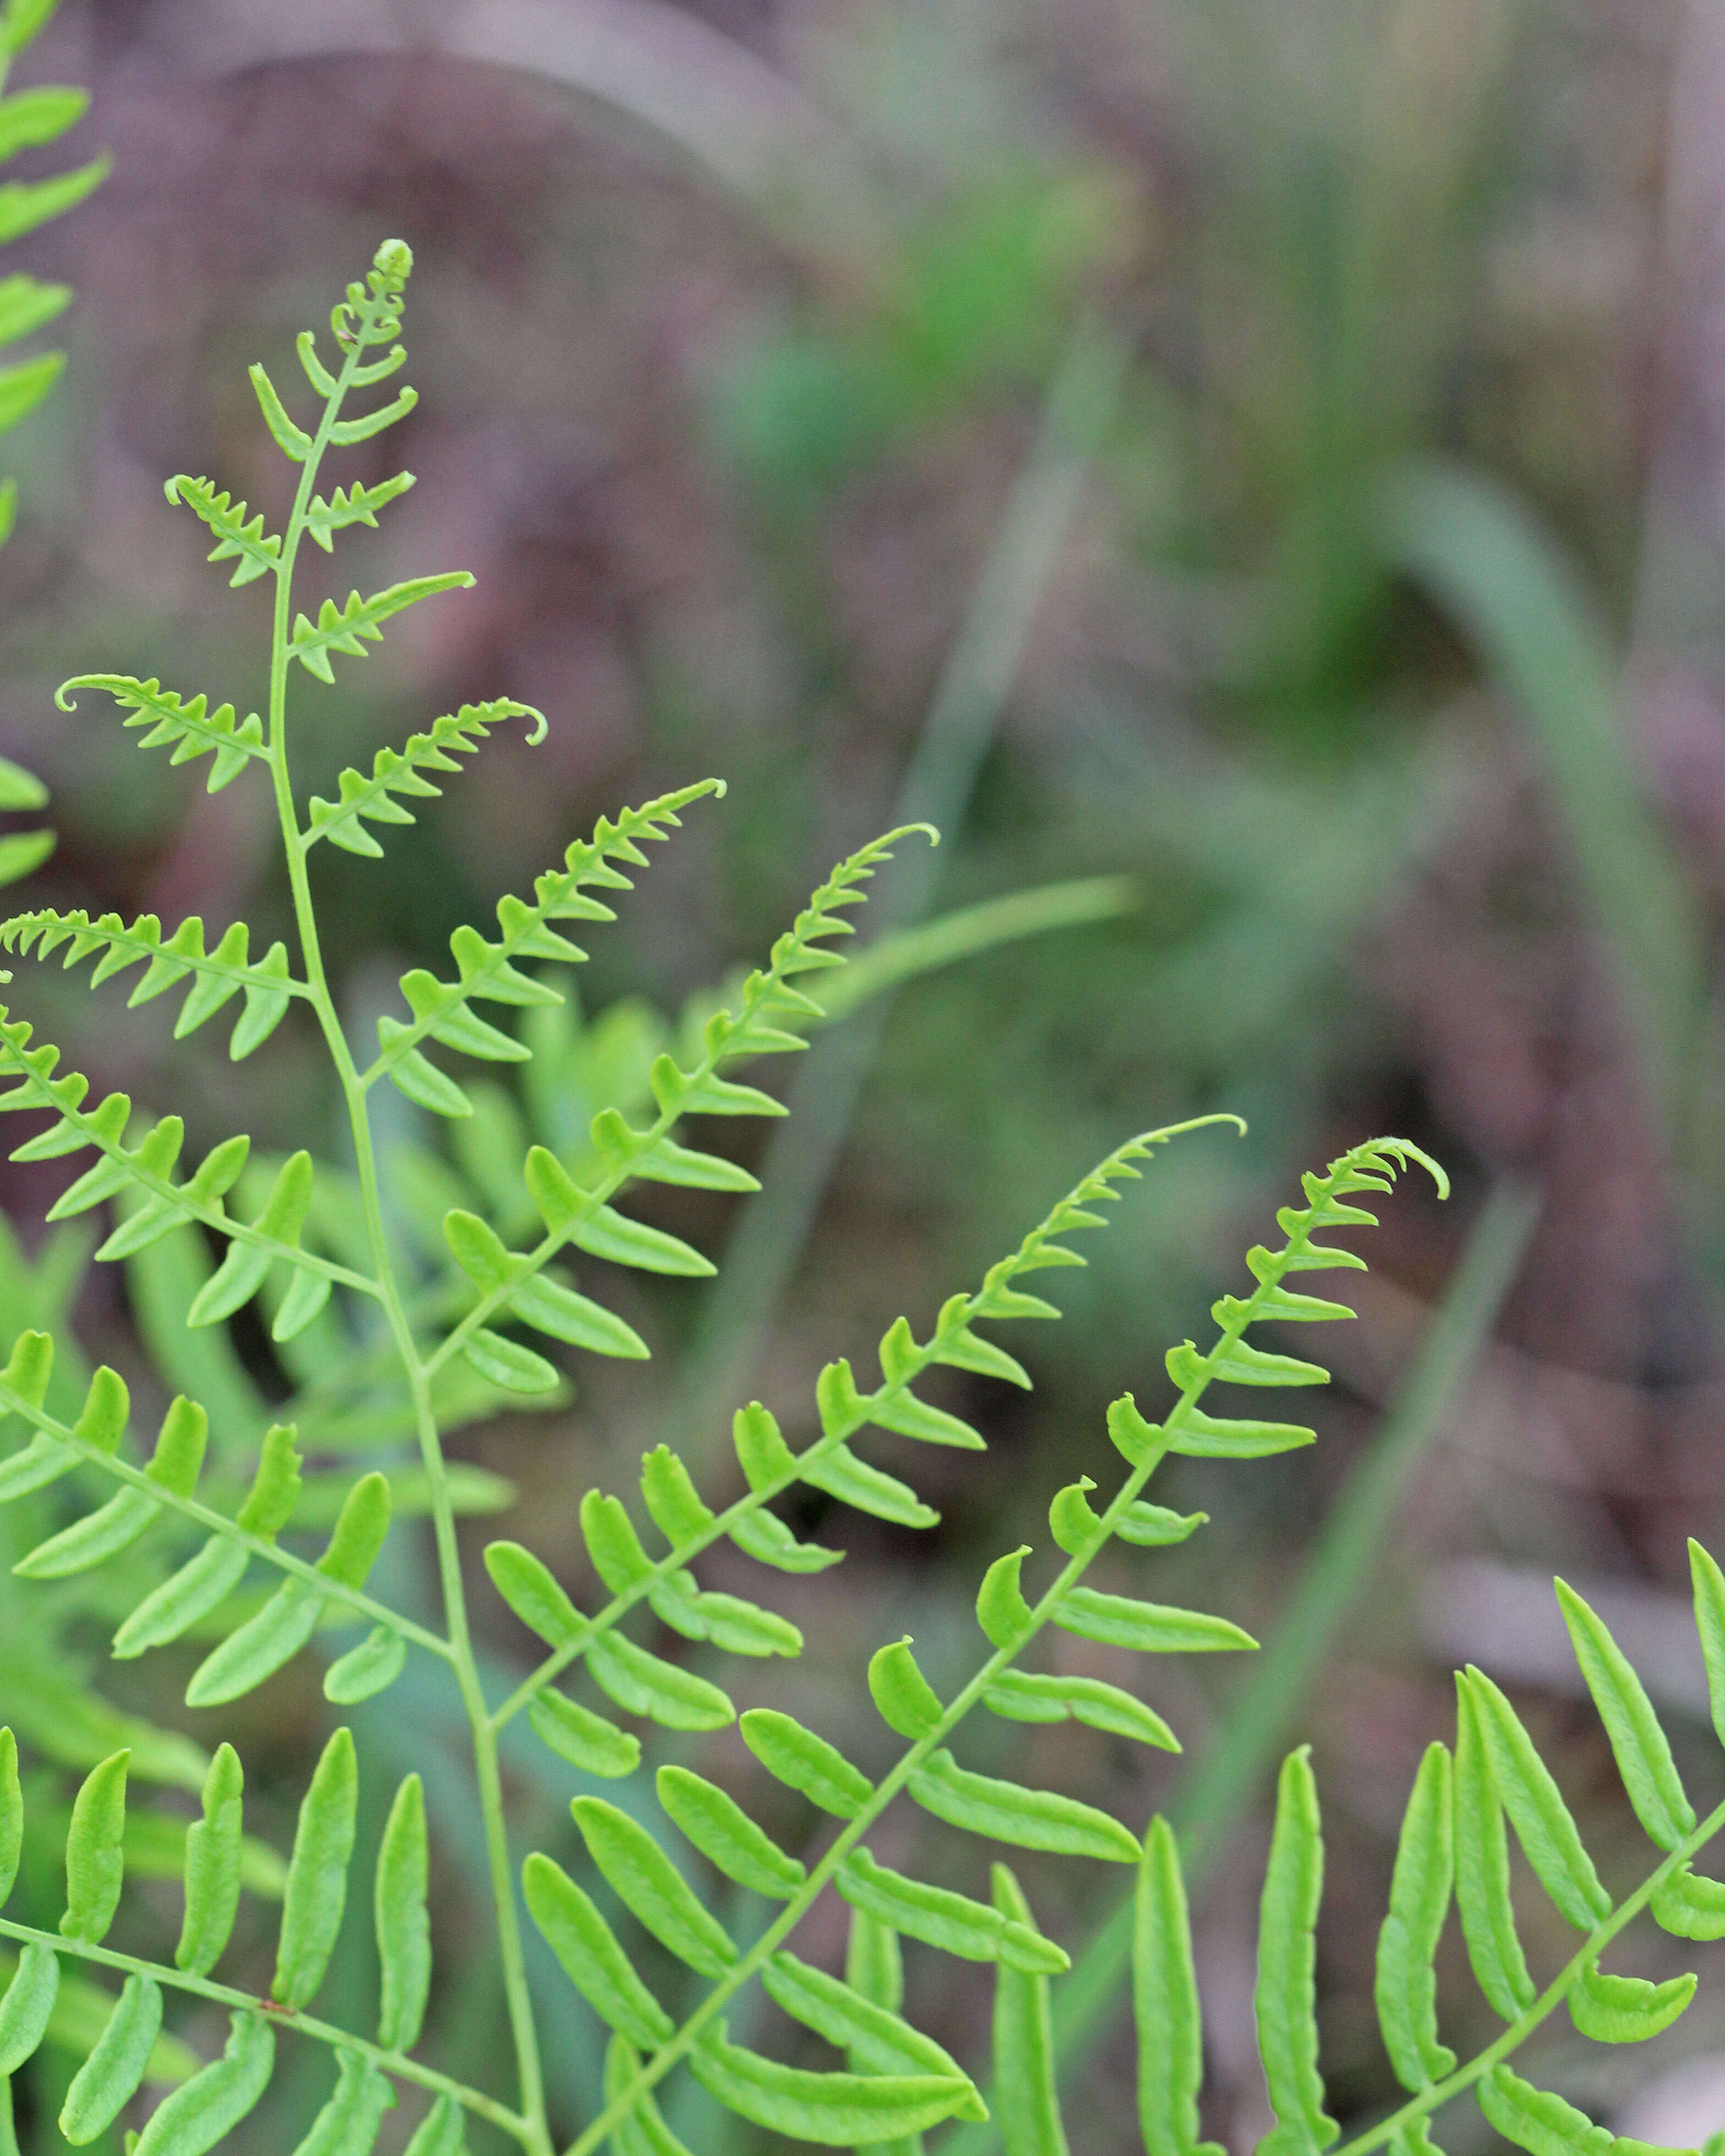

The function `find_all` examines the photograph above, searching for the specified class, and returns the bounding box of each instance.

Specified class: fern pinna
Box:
[0,238,1711,2156]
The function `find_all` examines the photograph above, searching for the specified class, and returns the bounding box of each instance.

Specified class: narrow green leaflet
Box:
[132,2010,274,2156]
[61,1748,128,1943]
[870,1638,944,1739]
[58,1973,161,2144]
[977,1548,1036,1650]
[1254,1749,1337,2156]
[741,1709,873,1817]
[376,1774,431,2052]
[273,1727,358,2010]
[1462,1669,1609,1930]
[908,1750,1139,1861]
[762,1951,985,2118]
[529,1692,638,1779]
[1451,1677,1534,2018]
[292,2050,395,2156]
[837,1851,1067,1974]
[981,1671,1178,1749]
[0,1730,18,1908]
[991,1864,1070,2156]
[0,1942,57,2073]
[1651,1862,1725,1941]
[403,2092,468,2156]
[1475,2066,1613,2156]
[1554,1579,1694,1851]
[1566,1959,1695,2043]
[1374,1742,1457,2090]
[1050,1589,1255,1655]
[586,1632,734,1731]
[522,1851,671,2050]
[570,1795,737,1978]
[485,1539,584,1649]
[656,1764,805,1898]
[1689,1539,1725,1751]
[842,1911,927,2156]
[1135,1820,1223,2156]
[688,2023,973,2147]
[603,2036,693,2156]
[177,1744,243,1978]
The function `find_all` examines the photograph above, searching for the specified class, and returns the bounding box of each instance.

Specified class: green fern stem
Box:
[486,1115,1241,1736]
[0,1909,527,2141]
[1331,1791,1725,2156]
[261,262,554,2156]
[566,1138,1380,2156]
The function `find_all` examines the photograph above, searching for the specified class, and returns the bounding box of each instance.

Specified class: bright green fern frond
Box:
[304,471,415,551]
[0,1025,373,1315]
[485,1119,1241,1762]
[289,577,474,684]
[0,0,107,549]
[0,906,303,1056]
[55,676,267,792]
[0,1341,441,1698]
[364,778,724,1117]
[0,1716,508,2151]
[162,475,281,586]
[305,700,547,858]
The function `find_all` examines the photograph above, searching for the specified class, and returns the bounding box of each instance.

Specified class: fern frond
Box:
[289,576,473,683]
[487,1118,1235,1758]
[558,1138,1447,2156]
[0,1724,522,2147]
[305,700,547,858]
[0,906,303,1056]
[0,1020,374,1318]
[303,471,415,551]
[162,475,281,586]
[54,676,267,793]
[363,778,726,1118]
[420,819,931,1388]
[0,1337,447,1690]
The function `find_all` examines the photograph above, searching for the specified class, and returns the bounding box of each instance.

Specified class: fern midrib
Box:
[263,289,554,2156]
[0,1909,527,2139]
[486,1131,1172,1735]
[0,913,313,1001]
[1330,1794,1725,2156]
[565,1156,1335,2156]
[0,1366,448,1654]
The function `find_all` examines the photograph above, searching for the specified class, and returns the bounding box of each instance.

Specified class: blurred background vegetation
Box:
[4,0,1725,2148]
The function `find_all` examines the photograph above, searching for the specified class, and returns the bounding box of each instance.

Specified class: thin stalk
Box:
[567,1149,1352,2156]
[0,1912,527,2142]
[262,289,552,2156]
[1332,1790,1725,2156]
